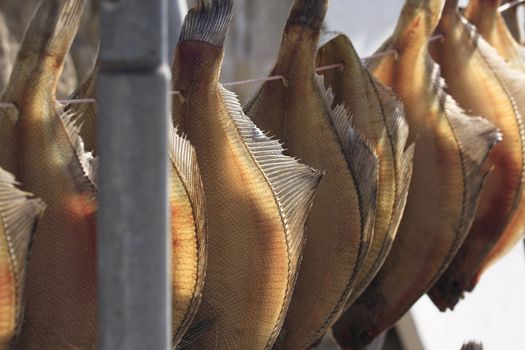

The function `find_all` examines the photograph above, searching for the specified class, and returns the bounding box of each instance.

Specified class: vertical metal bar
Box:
[97,0,171,349]
[168,0,187,62]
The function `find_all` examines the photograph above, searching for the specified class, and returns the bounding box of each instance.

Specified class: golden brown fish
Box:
[66,59,97,153]
[168,128,207,347]
[172,1,323,348]
[0,168,45,350]
[428,0,525,309]
[0,0,98,348]
[245,1,378,348]
[332,1,499,348]
[316,32,414,308]
[464,0,525,71]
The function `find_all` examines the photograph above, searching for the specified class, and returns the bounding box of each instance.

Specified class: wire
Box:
[0,1,521,110]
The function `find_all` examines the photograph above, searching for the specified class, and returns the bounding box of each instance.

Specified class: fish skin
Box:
[332,0,500,348]
[464,0,525,72]
[168,128,207,348]
[428,0,525,309]
[316,32,414,309]
[245,1,379,349]
[0,168,45,350]
[172,1,323,349]
[0,0,98,348]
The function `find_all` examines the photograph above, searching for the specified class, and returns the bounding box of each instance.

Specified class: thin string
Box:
[0,1,521,110]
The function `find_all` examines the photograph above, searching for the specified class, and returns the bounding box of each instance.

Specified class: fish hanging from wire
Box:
[172,0,323,348]
[0,168,45,350]
[332,0,500,348]
[316,31,414,310]
[0,0,98,348]
[464,0,525,72]
[427,0,525,310]
[245,0,379,348]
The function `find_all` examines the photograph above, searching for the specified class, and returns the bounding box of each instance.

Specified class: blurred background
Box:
[1,0,524,349]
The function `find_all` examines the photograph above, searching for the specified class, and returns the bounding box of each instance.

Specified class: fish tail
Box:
[393,0,446,41]
[286,0,328,31]
[179,0,233,47]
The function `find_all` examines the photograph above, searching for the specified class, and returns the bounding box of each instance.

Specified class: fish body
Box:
[0,168,44,350]
[332,1,499,348]
[316,32,414,308]
[464,0,525,71]
[246,1,378,349]
[428,0,525,309]
[0,1,98,348]
[172,1,322,349]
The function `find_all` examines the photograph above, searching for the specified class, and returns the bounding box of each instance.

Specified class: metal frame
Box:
[97,0,184,348]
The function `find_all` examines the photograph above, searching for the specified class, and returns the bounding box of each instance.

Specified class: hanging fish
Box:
[464,0,525,72]
[66,59,98,153]
[332,0,500,348]
[172,1,323,349]
[428,0,525,310]
[168,127,207,348]
[316,32,414,309]
[0,0,98,348]
[245,1,378,349]
[0,168,45,350]
[0,13,15,94]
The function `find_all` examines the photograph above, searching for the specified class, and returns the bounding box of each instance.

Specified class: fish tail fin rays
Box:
[0,167,46,341]
[315,73,378,284]
[218,84,324,345]
[286,0,328,31]
[179,0,233,47]
[5,0,85,101]
[169,128,207,346]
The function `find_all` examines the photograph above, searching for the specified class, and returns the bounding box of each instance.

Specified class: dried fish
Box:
[172,1,322,348]
[316,32,414,308]
[168,128,207,347]
[464,0,525,71]
[428,0,525,310]
[0,0,98,348]
[245,1,378,348]
[0,168,44,350]
[332,0,499,348]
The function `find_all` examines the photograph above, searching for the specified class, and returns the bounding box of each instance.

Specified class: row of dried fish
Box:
[0,0,523,349]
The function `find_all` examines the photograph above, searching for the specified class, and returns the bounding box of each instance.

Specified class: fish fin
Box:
[0,168,45,327]
[177,319,215,349]
[179,0,233,47]
[286,0,328,31]
[59,111,98,194]
[219,84,324,342]
[315,73,378,252]
[169,127,207,345]
[8,0,84,91]
[66,58,98,153]
[430,60,501,276]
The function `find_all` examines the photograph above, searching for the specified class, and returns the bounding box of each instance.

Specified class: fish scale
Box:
[0,0,98,348]
[172,1,323,349]
[332,0,500,348]
[245,1,379,349]
[428,0,525,309]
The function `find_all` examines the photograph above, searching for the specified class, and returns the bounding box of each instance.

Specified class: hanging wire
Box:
[0,1,521,110]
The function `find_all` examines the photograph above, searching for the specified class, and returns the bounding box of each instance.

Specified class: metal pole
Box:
[97,0,171,348]
[168,0,187,62]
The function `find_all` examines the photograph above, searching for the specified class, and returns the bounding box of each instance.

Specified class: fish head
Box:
[427,270,467,311]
